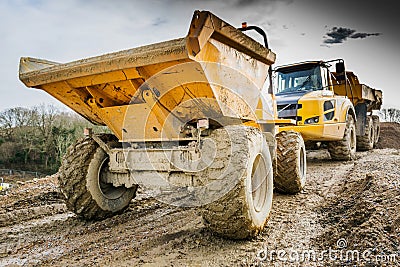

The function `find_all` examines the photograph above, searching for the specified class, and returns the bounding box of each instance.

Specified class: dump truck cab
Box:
[275,61,353,141]
[274,59,382,160]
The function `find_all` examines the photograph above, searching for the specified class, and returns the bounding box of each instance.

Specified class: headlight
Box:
[304,116,319,124]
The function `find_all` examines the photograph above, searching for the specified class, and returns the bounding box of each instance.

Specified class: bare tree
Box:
[381,108,400,123]
[0,108,17,139]
[0,105,108,173]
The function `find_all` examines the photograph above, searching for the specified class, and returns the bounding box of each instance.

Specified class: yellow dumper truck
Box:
[19,11,306,239]
[275,59,383,160]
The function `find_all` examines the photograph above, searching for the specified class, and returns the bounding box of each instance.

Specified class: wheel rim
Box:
[251,154,268,212]
[98,158,127,200]
[299,146,306,183]
[376,126,380,142]
[369,126,374,146]
[350,125,356,152]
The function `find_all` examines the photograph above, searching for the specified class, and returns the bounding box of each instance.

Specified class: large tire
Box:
[58,134,137,220]
[328,115,356,160]
[357,116,375,151]
[274,131,307,194]
[201,126,273,239]
[372,115,380,146]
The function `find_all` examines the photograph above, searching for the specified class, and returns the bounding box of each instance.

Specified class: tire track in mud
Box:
[249,151,356,266]
[0,175,66,228]
[51,203,195,266]
[1,191,199,266]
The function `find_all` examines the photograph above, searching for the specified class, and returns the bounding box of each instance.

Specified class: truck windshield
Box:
[275,66,322,95]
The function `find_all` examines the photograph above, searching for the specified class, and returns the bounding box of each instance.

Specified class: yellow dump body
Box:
[19,11,276,142]
[332,71,383,111]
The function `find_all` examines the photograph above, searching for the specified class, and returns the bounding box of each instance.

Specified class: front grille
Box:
[277,103,302,122]
[277,103,302,111]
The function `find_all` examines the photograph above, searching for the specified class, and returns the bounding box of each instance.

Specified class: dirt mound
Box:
[314,150,400,262]
[376,122,400,149]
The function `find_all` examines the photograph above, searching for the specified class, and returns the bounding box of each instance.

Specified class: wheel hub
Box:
[251,154,269,212]
[98,158,127,200]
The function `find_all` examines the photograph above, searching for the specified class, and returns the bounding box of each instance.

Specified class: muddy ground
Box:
[1,123,399,267]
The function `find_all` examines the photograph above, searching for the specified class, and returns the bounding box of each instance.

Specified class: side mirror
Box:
[335,62,346,81]
[336,62,345,73]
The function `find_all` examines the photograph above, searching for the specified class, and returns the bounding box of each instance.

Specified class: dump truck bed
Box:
[332,71,383,111]
[20,38,190,125]
[19,11,276,141]
[20,38,188,89]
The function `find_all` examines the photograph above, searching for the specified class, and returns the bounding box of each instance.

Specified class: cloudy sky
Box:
[1,0,399,111]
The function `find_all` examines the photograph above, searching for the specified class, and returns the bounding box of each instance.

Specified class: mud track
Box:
[1,125,399,266]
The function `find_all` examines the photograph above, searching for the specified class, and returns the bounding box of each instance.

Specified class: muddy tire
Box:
[274,131,307,194]
[372,115,380,146]
[58,134,137,220]
[328,115,356,160]
[357,116,375,151]
[201,126,273,239]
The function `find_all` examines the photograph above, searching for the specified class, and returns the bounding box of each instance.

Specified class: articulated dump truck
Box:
[19,11,306,239]
[275,60,383,160]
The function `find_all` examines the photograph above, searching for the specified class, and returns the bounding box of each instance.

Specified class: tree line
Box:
[380,108,400,123]
[0,105,399,175]
[0,105,107,174]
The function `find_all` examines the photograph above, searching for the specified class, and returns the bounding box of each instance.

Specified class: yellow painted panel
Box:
[279,123,345,141]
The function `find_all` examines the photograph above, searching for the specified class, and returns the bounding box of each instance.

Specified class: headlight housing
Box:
[304,116,319,124]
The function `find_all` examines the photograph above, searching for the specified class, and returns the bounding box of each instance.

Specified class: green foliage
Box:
[0,104,109,174]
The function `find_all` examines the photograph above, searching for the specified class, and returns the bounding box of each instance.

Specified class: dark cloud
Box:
[166,0,293,7]
[152,17,168,26]
[351,32,381,39]
[235,0,293,6]
[325,27,355,43]
[323,26,381,45]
